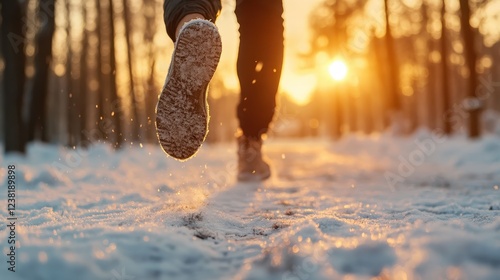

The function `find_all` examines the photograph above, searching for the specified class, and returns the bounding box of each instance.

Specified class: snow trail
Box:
[1,133,499,280]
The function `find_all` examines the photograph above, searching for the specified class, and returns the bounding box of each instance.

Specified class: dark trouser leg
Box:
[163,0,221,41]
[236,0,284,139]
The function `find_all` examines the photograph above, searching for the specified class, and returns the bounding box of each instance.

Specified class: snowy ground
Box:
[1,131,500,280]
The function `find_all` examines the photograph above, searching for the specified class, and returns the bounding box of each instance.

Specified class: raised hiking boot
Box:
[237,136,271,182]
[156,19,222,160]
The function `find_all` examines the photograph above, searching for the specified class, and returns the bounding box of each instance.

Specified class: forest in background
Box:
[1,0,500,154]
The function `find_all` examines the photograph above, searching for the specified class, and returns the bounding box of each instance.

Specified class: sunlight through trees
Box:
[1,0,500,153]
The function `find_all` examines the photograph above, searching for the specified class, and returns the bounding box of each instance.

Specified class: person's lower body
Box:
[234,0,284,181]
[159,0,284,180]
[235,0,284,140]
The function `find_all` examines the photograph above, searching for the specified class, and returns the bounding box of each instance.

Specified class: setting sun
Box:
[328,60,348,81]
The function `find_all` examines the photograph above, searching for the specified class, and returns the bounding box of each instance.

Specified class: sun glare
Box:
[328,60,348,81]
[282,73,317,105]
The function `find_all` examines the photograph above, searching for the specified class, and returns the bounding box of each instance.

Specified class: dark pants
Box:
[164,0,284,139]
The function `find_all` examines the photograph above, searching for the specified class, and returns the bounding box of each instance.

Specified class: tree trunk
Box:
[459,0,481,138]
[492,42,500,113]
[146,56,157,142]
[79,1,89,147]
[1,0,27,153]
[347,91,357,133]
[383,0,402,125]
[426,44,438,130]
[143,0,158,143]
[108,0,123,148]
[27,0,55,143]
[332,88,343,139]
[372,36,390,129]
[65,0,79,147]
[421,3,437,130]
[441,0,452,135]
[122,0,141,142]
[96,0,107,143]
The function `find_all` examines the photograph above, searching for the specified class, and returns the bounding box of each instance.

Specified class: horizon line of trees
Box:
[1,0,500,155]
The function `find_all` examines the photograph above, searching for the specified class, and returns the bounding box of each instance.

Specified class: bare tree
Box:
[421,2,437,130]
[122,0,141,141]
[1,0,27,153]
[383,0,402,125]
[96,0,107,140]
[27,0,55,143]
[65,0,80,147]
[441,0,452,134]
[108,0,123,148]
[79,0,89,147]
[143,0,159,142]
[459,0,481,138]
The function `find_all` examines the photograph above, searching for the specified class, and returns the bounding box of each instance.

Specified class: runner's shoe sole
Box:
[156,20,222,160]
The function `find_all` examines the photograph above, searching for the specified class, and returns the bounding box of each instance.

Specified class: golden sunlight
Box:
[328,60,348,81]
[282,73,317,105]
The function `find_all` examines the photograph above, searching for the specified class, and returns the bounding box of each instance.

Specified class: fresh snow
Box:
[1,131,499,280]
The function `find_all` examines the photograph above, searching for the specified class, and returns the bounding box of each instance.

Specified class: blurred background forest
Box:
[1,0,500,154]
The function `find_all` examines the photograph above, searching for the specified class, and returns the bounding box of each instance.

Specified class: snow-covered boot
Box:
[237,135,271,182]
[156,19,222,160]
